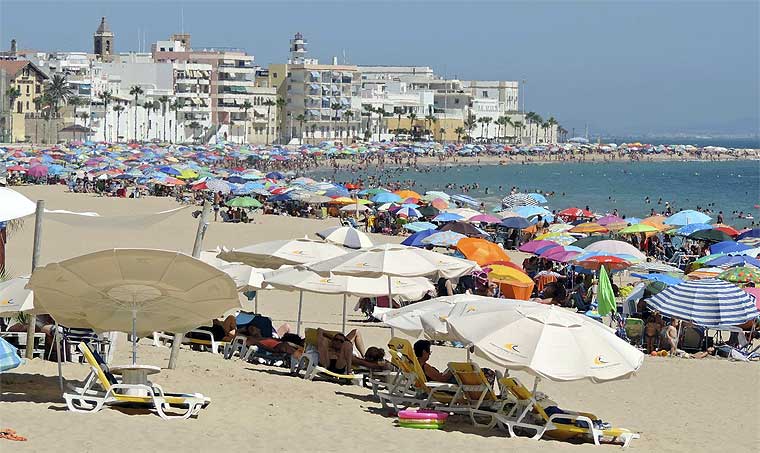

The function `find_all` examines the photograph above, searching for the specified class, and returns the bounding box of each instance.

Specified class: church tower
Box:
[93,17,114,61]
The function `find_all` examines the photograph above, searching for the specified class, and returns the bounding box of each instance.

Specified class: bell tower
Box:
[94,17,114,61]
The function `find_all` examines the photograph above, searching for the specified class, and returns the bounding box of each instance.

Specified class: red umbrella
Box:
[6,165,26,172]
[558,207,593,220]
[575,255,631,271]
[714,225,739,237]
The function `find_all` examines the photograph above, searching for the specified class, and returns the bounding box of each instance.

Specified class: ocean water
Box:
[317,160,760,228]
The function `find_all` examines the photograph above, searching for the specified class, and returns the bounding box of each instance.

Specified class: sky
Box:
[1,0,758,136]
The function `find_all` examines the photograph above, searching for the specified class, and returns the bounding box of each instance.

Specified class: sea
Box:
[315,160,760,228]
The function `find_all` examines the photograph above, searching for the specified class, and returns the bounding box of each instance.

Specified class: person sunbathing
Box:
[414,339,454,383]
[316,328,354,374]
[186,315,237,342]
[239,323,303,359]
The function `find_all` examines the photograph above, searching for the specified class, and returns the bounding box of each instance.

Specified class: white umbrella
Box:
[28,249,241,364]
[445,208,481,220]
[446,302,645,382]
[380,294,494,338]
[217,238,347,268]
[584,240,646,262]
[306,243,479,280]
[264,266,434,332]
[340,204,370,213]
[317,226,373,249]
[0,276,33,314]
[199,251,270,291]
[0,187,36,222]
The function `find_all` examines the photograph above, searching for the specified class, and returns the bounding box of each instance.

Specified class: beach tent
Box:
[446,301,645,382]
[28,249,241,365]
[647,279,759,328]
[218,238,347,268]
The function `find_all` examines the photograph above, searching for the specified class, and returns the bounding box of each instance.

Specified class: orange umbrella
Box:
[641,215,668,231]
[430,198,449,210]
[456,238,510,266]
[713,224,739,237]
[395,189,421,200]
[569,222,609,234]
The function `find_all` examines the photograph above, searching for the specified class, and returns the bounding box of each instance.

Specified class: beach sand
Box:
[2,185,759,452]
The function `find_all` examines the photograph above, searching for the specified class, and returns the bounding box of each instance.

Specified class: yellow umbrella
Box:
[487,265,533,284]
[569,222,609,234]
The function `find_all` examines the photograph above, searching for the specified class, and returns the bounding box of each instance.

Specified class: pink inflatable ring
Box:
[398,409,448,421]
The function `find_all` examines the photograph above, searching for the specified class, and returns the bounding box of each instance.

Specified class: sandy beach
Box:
[2,185,759,452]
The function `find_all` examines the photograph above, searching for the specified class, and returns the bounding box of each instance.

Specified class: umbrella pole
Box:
[54,322,63,392]
[296,290,304,335]
[387,274,393,308]
[169,200,211,370]
[26,200,45,359]
[342,294,347,333]
[254,291,259,314]
[132,308,137,365]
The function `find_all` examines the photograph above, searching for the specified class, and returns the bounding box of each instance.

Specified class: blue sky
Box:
[1,0,758,136]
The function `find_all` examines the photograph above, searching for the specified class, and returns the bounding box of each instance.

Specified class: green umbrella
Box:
[418,205,440,217]
[570,235,612,248]
[618,224,659,234]
[688,229,732,243]
[694,253,726,264]
[596,265,616,316]
[644,281,668,298]
[226,196,262,208]
[718,266,760,284]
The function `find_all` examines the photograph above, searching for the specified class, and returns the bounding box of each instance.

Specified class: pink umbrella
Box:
[597,215,626,226]
[518,240,559,253]
[469,214,501,224]
[543,249,581,263]
[744,287,760,310]
[27,165,48,178]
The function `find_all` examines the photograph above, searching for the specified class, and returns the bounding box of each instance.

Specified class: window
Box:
[35,84,40,94]
[454,98,459,104]
[26,101,29,110]
[482,91,488,98]
[16,101,22,113]
[273,73,278,78]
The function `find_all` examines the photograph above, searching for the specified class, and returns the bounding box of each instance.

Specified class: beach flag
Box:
[597,265,616,316]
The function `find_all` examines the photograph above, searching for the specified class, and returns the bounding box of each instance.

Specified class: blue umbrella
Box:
[500,217,531,229]
[432,212,464,222]
[664,210,712,226]
[526,193,547,203]
[450,194,480,207]
[401,228,437,246]
[675,223,712,236]
[421,231,467,247]
[396,206,422,218]
[403,221,437,233]
[625,217,642,224]
[737,228,760,240]
[266,171,284,180]
[647,279,759,328]
[371,192,402,204]
[710,240,751,255]
[631,273,683,286]
[157,166,181,176]
[703,254,760,268]
[0,337,22,372]
[514,205,552,218]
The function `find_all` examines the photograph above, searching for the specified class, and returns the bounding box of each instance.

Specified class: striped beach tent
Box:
[647,279,759,328]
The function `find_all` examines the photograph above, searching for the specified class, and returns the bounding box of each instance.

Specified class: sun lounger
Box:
[375,337,457,412]
[496,376,639,447]
[63,342,210,420]
[447,362,515,427]
[293,328,363,385]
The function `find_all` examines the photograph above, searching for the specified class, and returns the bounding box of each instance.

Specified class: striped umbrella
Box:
[501,193,540,209]
[647,279,759,328]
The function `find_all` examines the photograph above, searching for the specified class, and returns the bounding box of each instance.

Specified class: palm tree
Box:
[128,85,143,142]
[67,96,83,141]
[5,86,21,142]
[396,110,403,138]
[98,91,113,141]
[376,108,388,142]
[464,112,476,143]
[330,102,342,139]
[46,74,73,143]
[275,97,286,143]
[79,111,89,142]
[513,121,523,143]
[343,110,354,139]
[438,127,446,142]
[362,105,374,141]
[454,126,465,143]
[113,104,125,142]
[158,95,170,142]
[295,113,306,144]
[170,98,183,143]
[546,116,557,143]
[424,114,436,139]
[407,112,417,138]
[241,100,252,144]
[142,101,154,141]
[477,117,486,139]
[262,98,275,145]
[532,114,543,143]
[188,121,201,144]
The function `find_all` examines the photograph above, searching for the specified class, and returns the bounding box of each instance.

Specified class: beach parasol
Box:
[0,188,36,222]
[618,224,659,234]
[403,221,437,233]
[713,225,740,237]
[558,207,594,220]
[0,337,22,372]
[703,254,760,268]
[500,217,531,229]
[218,238,347,268]
[709,240,751,255]
[316,226,373,249]
[401,229,437,247]
[0,276,33,315]
[421,231,467,248]
[340,204,371,213]
[396,206,422,218]
[647,279,759,328]
[575,255,631,271]
[584,240,647,261]
[226,196,262,208]
[28,249,240,364]
[717,267,760,284]
[596,265,616,316]
[486,265,531,285]
[688,229,732,243]
[501,193,540,209]
[569,222,609,234]
[597,215,625,226]
[371,192,402,204]
[664,210,712,226]
[518,240,558,253]
[469,214,501,224]
[418,205,440,217]
[432,212,464,222]
[395,190,421,200]
[437,220,487,238]
[457,238,510,266]
[674,223,712,236]
[446,301,645,382]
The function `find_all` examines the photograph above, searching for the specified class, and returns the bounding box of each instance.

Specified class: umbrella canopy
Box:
[0,337,22,372]
[688,229,732,243]
[306,243,479,279]
[718,267,760,284]
[569,222,609,234]
[709,240,751,255]
[665,210,712,226]
[0,188,36,222]
[500,216,531,229]
[421,231,467,248]
[469,214,501,224]
[446,302,645,382]
[340,204,371,213]
[0,276,33,314]
[401,229,437,247]
[371,192,402,204]
[432,212,464,222]
[457,238,510,266]
[737,228,760,240]
[518,240,558,253]
[438,221,487,238]
[630,273,683,286]
[570,235,613,248]
[703,254,760,268]
[619,224,659,234]
[403,221,437,233]
[597,265,616,316]
[584,240,646,262]
[597,215,625,226]
[575,255,631,271]
[647,279,759,328]
[27,249,240,337]
[501,193,540,209]
[487,265,532,284]
[673,223,712,236]
[558,207,594,220]
[218,238,347,268]
[317,226,373,249]
[226,196,262,208]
